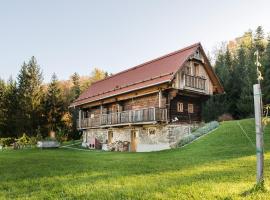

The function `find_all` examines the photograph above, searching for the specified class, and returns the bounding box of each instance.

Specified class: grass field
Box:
[0,119,270,199]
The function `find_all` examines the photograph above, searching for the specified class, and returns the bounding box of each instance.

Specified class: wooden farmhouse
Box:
[71,43,223,152]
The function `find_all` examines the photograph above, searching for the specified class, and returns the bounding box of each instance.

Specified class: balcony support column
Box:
[100,105,103,125]
[78,109,82,129]
[158,90,162,108]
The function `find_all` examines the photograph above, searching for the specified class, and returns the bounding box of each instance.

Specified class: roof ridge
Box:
[90,42,201,86]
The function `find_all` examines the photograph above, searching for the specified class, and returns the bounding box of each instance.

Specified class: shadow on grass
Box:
[241,181,268,197]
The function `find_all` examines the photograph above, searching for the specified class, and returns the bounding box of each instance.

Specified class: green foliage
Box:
[204,26,269,121]
[43,73,64,133]
[202,94,229,122]
[17,133,30,147]
[0,137,15,147]
[177,134,195,146]
[263,36,270,104]
[36,133,43,141]
[0,79,6,134]
[178,121,219,147]
[17,57,44,136]
[29,137,37,146]
[56,127,67,143]
[71,72,81,99]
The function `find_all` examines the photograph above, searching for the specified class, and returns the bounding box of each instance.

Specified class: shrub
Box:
[17,133,30,147]
[0,137,15,147]
[56,128,67,143]
[36,133,43,141]
[218,113,234,122]
[177,134,195,147]
[177,121,219,147]
[29,137,37,146]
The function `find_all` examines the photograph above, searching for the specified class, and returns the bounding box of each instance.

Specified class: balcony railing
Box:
[184,74,206,90]
[77,107,167,129]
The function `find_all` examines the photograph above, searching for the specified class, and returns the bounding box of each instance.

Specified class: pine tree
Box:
[71,72,81,99]
[4,77,19,137]
[235,46,253,118]
[0,79,6,136]
[263,36,270,103]
[254,26,265,56]
[17,57,44,136]
[43,73,64,133]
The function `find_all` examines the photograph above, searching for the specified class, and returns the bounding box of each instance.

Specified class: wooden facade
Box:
[73,43,223,130]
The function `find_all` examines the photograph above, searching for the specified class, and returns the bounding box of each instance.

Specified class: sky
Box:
[0,0,270,83]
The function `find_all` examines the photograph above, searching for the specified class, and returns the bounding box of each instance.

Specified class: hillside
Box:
[0,119,269,199]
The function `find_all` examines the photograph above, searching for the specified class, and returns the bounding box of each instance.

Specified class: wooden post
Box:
[158,90,162,108]
[78,110,82,129]
[253,84,264,184]
[100,105,103,125]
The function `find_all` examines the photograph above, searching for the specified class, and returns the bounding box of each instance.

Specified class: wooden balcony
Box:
[77,107,167,129]
[184,74,206,91]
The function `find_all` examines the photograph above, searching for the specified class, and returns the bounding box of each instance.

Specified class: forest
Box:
[0,64,108,139]
[203,26,270,122]
[0,26,270,139]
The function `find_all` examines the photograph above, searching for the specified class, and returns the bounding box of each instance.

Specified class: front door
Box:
[108,131,113,144]
[130,130,137,152]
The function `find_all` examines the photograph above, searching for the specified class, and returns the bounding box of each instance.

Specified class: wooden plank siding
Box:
[169,94,203,123]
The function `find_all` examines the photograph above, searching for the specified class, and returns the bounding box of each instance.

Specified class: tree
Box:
[17,57,44,136]
[43,73,64,133]
[4,78,19,137]
[254,26,265,56]
[0,79,6,136]
[263,35,270,104]
[71,72,81,99]
[91,67,106,83]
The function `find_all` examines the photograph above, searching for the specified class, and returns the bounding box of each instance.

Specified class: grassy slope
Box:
[0,119,269,200]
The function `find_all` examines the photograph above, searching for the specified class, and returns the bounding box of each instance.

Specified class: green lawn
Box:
[0,119,270,199]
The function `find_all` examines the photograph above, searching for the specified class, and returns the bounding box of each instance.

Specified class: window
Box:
[90,114,95,119]
[177,102,184,112]
[148,128,156,135]
[188,104,194,113]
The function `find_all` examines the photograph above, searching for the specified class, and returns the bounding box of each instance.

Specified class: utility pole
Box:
[253,50,264,184]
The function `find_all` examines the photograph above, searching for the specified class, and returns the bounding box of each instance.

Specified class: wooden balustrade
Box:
[184,74,206,90]
[77,107,167,129]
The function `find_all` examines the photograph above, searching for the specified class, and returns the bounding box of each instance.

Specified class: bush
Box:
[29,137,37,146]
[36,133,43,141]
[56,128,67,143]
[0,137,15,147]
[177,134,196,147]
[17,133,30,147]
[218,113,234,122]
[177,121,219,147]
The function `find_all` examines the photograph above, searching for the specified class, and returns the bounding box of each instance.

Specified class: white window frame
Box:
[188,104,194,114]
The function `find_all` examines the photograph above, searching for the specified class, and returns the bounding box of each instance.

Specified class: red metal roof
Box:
[72,43,201,107]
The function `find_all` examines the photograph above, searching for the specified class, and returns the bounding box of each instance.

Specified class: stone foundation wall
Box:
[82,123,194,152]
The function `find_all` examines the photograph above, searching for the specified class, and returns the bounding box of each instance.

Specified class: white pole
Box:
[253,84,264,184]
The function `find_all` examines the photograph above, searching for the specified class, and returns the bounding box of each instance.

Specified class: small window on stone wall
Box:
[188,104,194,113]
[177,102,184,112]
[148,128,156,135]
